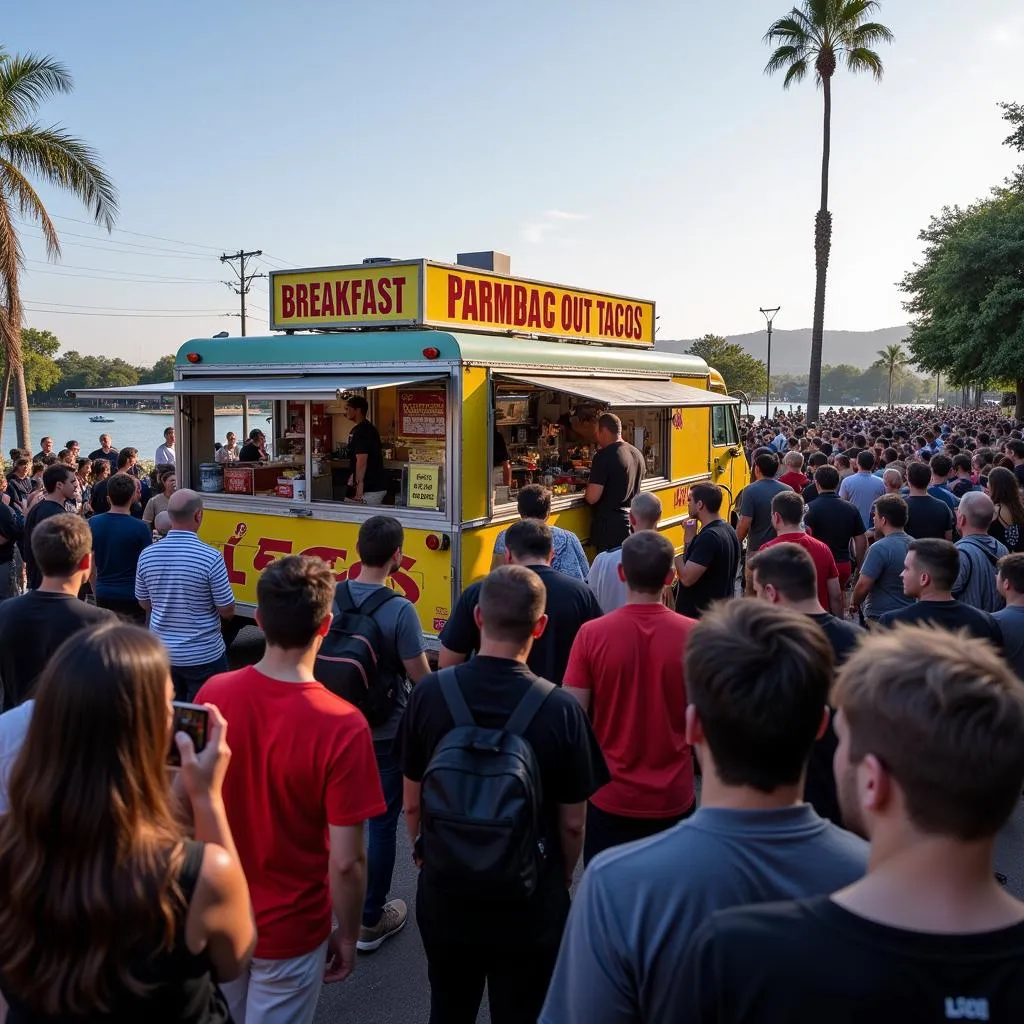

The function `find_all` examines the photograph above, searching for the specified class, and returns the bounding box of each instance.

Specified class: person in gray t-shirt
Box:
[345,517,430,953]
[852,495,913,622]
[737,454,793,593]
[995,555,1024,680]
[539,600,867,1024]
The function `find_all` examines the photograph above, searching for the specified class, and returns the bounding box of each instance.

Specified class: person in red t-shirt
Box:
[198,555,385,1024]
[564,530,697,863]
[778,451,810,493]
[760,491,843,617]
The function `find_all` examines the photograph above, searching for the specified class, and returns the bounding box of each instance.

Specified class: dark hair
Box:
[906,462,931,489]
[930,454,952,478]
[42,465,74,493]
[106,473,137,508]
[0,624,184,1014]
[754,452,779,478]
[873,494,908,529]
[163,427,173,439]
[30,514,91,578]
[257,555,335,649]
[356,515,404,568]
[814,465,840,491]
[749,542,818,603]
[505,519,553,562]
[856,450,875,471]
[76,458,91,474]
[516,484,552,521]
[597,413,622,436]
[621,531,674,594]
[91,459,111,479]
[248,428,264,441]
[690,482,723,514]
[834,626,1024,841]
[65,440,78,450]
[40,455,58,467]
[116,448,137,471]
[952,454,973,474]
[771,490,804,526]
[1006,440,1024,459]
[908,538,959,591]
[14,457,30,472]
[834,454,851,471]
[478,565,546,644]
[807,451,828,469]
[346,395,369,415]
[988,467,1024,525]
[684,601,834,792]
[999,553,1024,593]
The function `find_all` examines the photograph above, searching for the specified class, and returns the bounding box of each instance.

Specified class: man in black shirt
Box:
[439,520,602,682]
[5,458,33,510]
[87,433,119,472]
[904,460,955,540]
[678,626,1024,1024]
[584,413,645,552]
[397,564,609,1024]
[878,537,1003,644]
[800,452,828,504]
[20,465,79,590]
[748,542,863,825]
[344,395,388,504]
[237,428,266,462]
[805,465,867,602]
[675,482,740,617]
[0,514,113,710]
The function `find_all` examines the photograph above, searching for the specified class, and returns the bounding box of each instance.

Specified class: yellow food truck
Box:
[77,256,748,644]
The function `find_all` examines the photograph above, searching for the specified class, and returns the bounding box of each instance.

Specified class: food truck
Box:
[75,254,748,644]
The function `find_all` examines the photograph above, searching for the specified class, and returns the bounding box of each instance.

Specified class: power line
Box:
[26,259,222,283]
[25,300,227,311]
[17,229,212,260]
[26,268,222,286]
[257,253,300,269]
[220,249,265,337]
[24,307,228,318]
[43,212,228,252]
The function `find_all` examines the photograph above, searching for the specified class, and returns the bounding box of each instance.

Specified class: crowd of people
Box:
[1,406,1024,1022]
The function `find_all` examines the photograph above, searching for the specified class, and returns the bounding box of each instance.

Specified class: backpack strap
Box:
[334,580,398,617]
[505,678,557,737]
[437,666,475,728]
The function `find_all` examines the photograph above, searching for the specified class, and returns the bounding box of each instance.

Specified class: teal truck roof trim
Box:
[175,331,710,377]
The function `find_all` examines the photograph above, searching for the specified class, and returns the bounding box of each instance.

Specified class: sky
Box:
[5,0,1023,364]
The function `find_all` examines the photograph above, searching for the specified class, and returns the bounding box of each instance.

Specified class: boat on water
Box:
[89,415,115,423]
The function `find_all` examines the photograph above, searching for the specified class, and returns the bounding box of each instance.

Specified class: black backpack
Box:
[315,582,399,726]
[420,667,554,902]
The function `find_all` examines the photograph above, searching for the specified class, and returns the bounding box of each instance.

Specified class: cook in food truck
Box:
[73,252,748,644]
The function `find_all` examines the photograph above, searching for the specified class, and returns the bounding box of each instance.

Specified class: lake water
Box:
[1,409,249,462]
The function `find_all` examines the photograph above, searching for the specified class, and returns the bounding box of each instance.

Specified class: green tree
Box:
[0,49,118,452]
[686,334,767,396]
[139,354,176,385]
[874,342,911,408]
[764,0,893,424]
[0,326,60,399]
[901,191,1024,417]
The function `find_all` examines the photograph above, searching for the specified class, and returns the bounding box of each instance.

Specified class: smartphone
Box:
[167,701,210,767]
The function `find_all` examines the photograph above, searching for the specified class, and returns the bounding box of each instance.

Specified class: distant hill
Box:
[657,325,912,374]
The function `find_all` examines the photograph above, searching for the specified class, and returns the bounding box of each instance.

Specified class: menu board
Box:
[398,388,446,439]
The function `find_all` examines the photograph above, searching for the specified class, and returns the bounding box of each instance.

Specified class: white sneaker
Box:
[356,899,408,952]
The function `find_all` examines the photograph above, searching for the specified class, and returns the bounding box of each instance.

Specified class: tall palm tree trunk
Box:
[13,362,30,450]
[887,365,894,408]
[1016,380,1024,421]
[807,75,833,426]
[0,362,10,455]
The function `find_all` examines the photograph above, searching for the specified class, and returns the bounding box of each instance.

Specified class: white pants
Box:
[221,940,327,1024]
[362,490,387,505]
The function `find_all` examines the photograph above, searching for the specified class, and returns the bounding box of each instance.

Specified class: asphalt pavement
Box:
[227,627,1024,1024]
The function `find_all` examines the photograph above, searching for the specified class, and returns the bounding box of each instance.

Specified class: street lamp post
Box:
[759,307,780,422]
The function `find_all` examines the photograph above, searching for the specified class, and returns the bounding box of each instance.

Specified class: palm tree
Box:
[764,1,892,425]
[875,341,910,408]
[0,49,118,452]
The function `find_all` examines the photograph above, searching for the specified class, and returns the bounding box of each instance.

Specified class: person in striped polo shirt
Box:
[135,489,235,700]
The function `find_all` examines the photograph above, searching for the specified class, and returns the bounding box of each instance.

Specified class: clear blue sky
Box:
[6,0,1022,363]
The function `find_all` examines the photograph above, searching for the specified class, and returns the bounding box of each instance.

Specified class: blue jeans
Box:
[363,738,403,927]
[171,653,229,702]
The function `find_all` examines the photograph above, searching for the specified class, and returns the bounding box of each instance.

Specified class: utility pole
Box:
[221,249,265,437]
[759,306,780,422]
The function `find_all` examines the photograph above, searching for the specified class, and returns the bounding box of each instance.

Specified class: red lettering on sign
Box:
[542,290,556,330]
[526,289,542,328]
[513,285,527,326]
[362,279,378,314]
[336,280,352,316]
[377,277,392,314]
[350,279,363,312]
[221,522,249,585]
[253,536,294,571]
[309,282,321,317]
[462,279,478,320]
[320,282,335,317]
[281,285,295,319]
[295,283,309,319]
[393,276,406,313]
[299,545,348,573]
[583,297,593,333]
[494,282,511,324]
[673,486,690,509]
[478,279,493,321]
[391,556,422,604]
[447,273,463,317]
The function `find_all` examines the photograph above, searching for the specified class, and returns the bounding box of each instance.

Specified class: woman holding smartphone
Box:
[0,624,255,1022]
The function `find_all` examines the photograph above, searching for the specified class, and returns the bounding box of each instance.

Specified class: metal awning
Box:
[67,374,446,402]
[497,374,738,407]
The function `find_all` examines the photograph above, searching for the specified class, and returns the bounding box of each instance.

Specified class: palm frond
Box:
[783,59,811,88]
[0,193,23,371]
[0,125,118,231]
[835,0,883,28]
[848,21,894,47]
[0,53,73,132]
[0,160,60,259]
[845,46,885,79]
[764,13,811,47]
[765,43,806,76]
